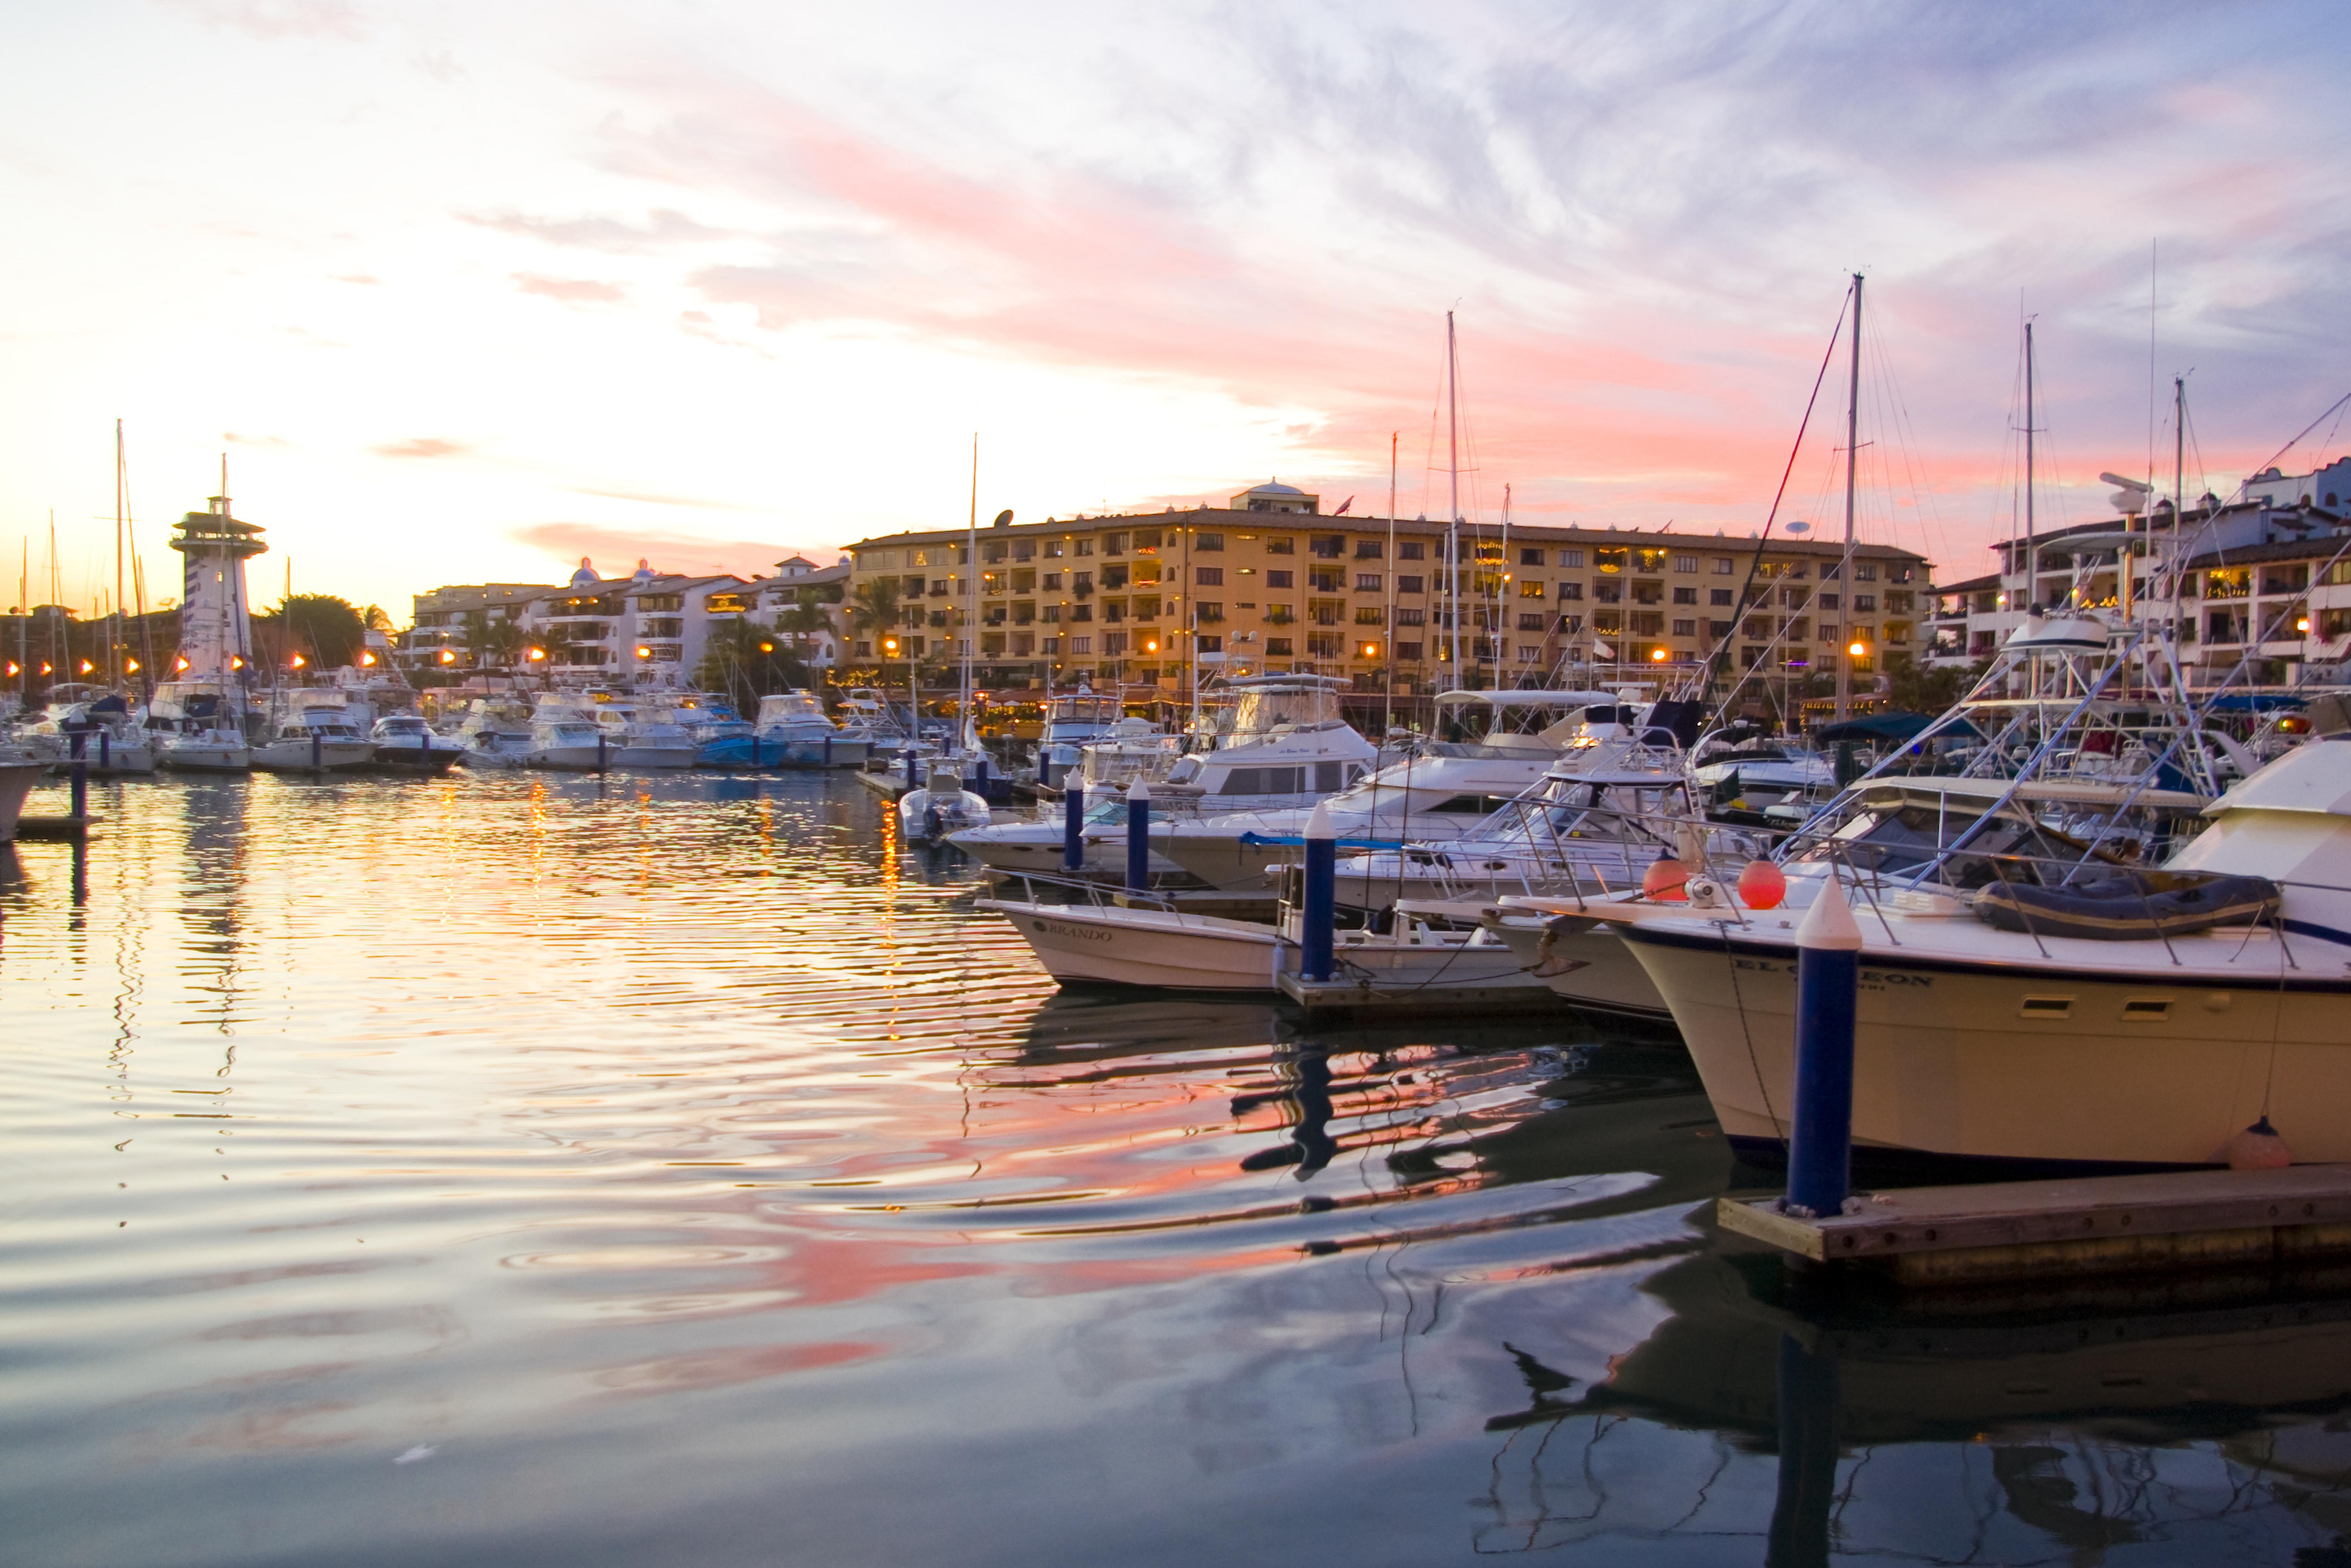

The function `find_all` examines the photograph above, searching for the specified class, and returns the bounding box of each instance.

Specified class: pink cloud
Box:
[515,274,625,305]
[373,437,469,459]
[510,522,832,581]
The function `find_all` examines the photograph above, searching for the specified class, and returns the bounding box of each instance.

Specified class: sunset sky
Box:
[6,1,2350,617]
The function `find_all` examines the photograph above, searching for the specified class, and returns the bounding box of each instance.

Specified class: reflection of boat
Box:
[1477,1245,2351,1558]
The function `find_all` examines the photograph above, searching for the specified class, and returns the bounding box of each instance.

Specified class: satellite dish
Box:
[2099,472,2151,493]
[1783,520,1811,535]
[992,509,1015,528]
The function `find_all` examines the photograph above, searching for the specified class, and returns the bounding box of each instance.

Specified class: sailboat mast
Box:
[115,419,127,687]
[1496,482,1510,691]
[964,433,977,744]
[1833,273,1862,723]
[2024,321,2037,621]
[1383,430,1397,736]
[1446,311,1461,680]
[2173,375,2185,528]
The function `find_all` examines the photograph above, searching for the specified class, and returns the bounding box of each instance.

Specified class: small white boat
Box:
[899,765,993,843]
[367,714,465,774]
[752,691,870,768]
[977,892,1541,995]
[525,719,610,771]
[21,686,156,776]
[251,714,375,772]
[155,725,251,772]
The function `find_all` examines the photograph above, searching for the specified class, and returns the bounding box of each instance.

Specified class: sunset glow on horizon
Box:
[7,1,2351,613]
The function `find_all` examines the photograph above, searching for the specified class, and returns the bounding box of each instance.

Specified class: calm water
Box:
[7,769,2351,1566]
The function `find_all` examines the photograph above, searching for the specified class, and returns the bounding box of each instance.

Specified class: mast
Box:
[1383,430,1397,736]
[964,433,977,750]
[2023,322,2038,622]
[2173,375,2185,531]
[134,551,153,697]
[1833,273,1862,723]
[1447,311,1461,681]
[1496,481,1511,690]
[114,420,127,688]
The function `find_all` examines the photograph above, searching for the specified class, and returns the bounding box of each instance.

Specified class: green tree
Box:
[272,593,367,668]
[696,618,807,703]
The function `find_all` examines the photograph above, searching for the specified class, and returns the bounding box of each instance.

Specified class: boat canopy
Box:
[2203,735,2351,817]
[1813,710,1983,744]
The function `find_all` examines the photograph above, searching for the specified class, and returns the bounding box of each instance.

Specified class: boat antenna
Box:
[964,433,977,753]
[114,419,127,688]
[1832,272,1862,723]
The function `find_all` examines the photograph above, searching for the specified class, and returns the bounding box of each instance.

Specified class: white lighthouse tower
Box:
[148,460,269,761]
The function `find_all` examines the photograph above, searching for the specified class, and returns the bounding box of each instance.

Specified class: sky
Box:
[6,0,2351,619]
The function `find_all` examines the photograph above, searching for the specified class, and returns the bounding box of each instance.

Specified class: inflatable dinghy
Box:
[1974,870,2279,941]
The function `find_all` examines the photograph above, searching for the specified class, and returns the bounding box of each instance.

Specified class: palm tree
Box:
[846,578,916,721]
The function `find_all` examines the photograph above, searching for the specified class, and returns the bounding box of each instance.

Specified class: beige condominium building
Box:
[842,481,1933,693]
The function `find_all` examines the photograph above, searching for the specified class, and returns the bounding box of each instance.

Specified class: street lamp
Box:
[1649,647,1668,663]
[1847,641,1868,659]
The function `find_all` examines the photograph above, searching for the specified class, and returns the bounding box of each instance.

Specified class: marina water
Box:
[7,770,2351,1565]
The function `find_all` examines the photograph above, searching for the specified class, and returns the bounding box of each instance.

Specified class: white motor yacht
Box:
[536,693,696,769]
[21,685,156,776]
[252,708,376,772]
[1154,689,1629,892]
[525,718,610,771]
[367,714,465,774]
[1034,689,1132,789]
[753,691,870,768]
[899,762,994,843]
[948,675,1376,877]
[147,683,253,772]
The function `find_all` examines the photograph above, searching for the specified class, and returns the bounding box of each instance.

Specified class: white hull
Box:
[978,897,1541,995]
[0,760,45,839]
[950,820,1186,879]
[157,740,251,772]
[1618,920,2351,1168]
[252,739,377,772]
[613,744,696,769]
[49,739,155,776]
[1482,915,1672,1020]
[528,746,609,771]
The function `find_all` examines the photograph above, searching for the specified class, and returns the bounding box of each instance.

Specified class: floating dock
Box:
[14,814,97,842]
[1273,969,1560,1018]
[1719,1163,2351,1285]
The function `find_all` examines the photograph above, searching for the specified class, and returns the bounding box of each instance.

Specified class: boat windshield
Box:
[1227,684,1342,734]
[758,693,826,724]
[1049,697,1121,725]
[1791,800,2087,888]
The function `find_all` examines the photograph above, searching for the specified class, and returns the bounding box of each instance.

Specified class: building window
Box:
[1817,592,1839,611]
[1102,533,1128,555]
[1672,618,1697,637]
[1195,533,1223,551]
[1558,549,1584,568]
[1397,574,1424,594]
[1266,569,1294,589]
[1195,566,1224,586]
[1266,637,1294,656]
[1395,607,1426,626]
[1674,555,1698,573]
[1103,631,1127,654]
[1310,536,1344,559]
[1355,607,1384,625]
[1855,563,1876,581]
[1265,537,1294,554]
[853,640,872,657]
[1397,541,1425,561]
[1671,586,1697,605]
[1557,582,1584,601]
[1517,547,1545,567]
[1854,594,1876,612]
[1197,634,1222,652]
[1515,613,1546,631]
[1195,602,1224,622]
[1712,556,1734,574]
[1518,580,1545,599]
[1396,641,1423,660]
[1307,634,1339,658]
[1072,635,1093,654]
[1355,540,1383,559]
[1355,573,1382,592]
[1710,588,1733,606]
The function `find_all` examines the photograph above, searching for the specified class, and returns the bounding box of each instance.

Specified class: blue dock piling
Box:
[99,731,110,770]
[1063,784,1085,873]
[822,735,832,767]
[1787,874,1863,1218]
[70,755,88,820]
[905,750,918,792]
[1124,781,1150,891]
[597,733,608,774]
[1300,800,1336,982]
[311,733,323,771]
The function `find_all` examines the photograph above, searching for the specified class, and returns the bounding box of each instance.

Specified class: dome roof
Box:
[1249,480,1306,496]
[569,556,599,589]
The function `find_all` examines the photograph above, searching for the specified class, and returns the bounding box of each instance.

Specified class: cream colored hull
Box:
[0,760,45,839]
[1619,923,2351,1168]
[1485,918,1671,1020]
[252,739,376,771]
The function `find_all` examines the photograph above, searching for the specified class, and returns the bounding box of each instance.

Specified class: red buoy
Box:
[1736,858,1788,910]
[1642,856,1691,902]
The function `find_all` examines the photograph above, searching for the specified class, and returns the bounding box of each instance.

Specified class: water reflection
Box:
[4,771,2350,1566]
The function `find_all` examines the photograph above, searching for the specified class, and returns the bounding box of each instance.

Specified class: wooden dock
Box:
[13,815,97,842]
[1720,1163,2351,1284]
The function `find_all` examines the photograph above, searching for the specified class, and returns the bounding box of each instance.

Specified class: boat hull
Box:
[527,746,609,771]
[156,740,251,772]
[0,760,46,839]
[1484,916,1673,1020]
[1618,921,2351,1169]
[252,740,377,772]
